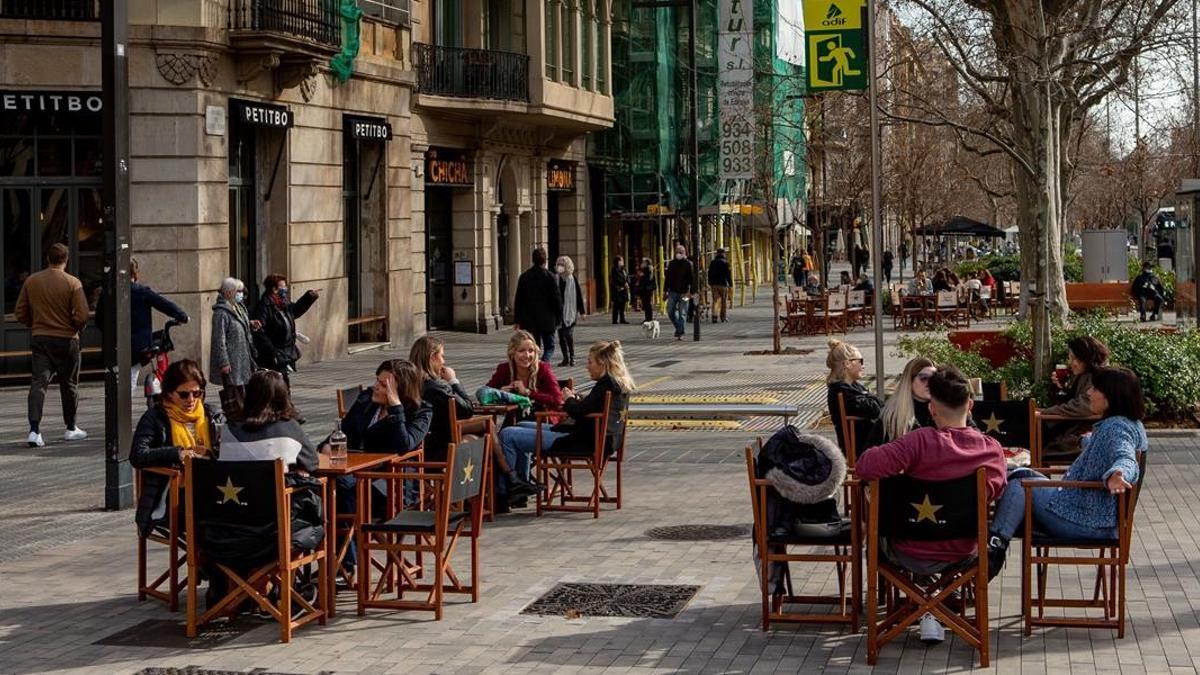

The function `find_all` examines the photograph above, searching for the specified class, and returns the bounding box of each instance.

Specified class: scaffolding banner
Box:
[777,0,805,66]
[719,0,754,180]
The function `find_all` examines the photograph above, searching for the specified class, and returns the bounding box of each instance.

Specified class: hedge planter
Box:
[948,330,1021,369]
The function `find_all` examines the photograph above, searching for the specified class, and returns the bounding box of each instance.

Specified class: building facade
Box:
[0,0,613,377]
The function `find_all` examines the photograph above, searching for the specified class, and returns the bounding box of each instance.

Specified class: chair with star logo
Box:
[183,457,327,643]
[1021,451,1146,638]
[534,390,629,518]
[1032,410,1102,468]
[353,438,486,619]
[865,468,992,666]
[971,398,1036,457]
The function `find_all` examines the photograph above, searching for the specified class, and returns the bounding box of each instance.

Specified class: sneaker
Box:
[63,427,88,441]
[919,612,945,645]
[986,536,1008,581]
[27,431,45,447]
[507,475,539,500]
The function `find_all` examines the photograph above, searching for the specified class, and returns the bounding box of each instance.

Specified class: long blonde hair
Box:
[507,330,541,393]
[408,335,445,381]
[825,339,862,385]
[590,340,636,393]
[879,357,935,442]
[556,255,576,275]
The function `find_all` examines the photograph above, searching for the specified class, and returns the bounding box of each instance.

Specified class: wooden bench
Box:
[1065,282,1132,314]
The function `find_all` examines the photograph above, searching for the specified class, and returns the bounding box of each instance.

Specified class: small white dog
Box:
[642,320,661,339]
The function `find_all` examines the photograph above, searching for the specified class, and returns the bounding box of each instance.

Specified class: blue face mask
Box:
[234,291,245,304]
[277,288,289,300]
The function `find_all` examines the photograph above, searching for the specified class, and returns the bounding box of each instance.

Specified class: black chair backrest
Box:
[877,470,981,541]
[981,381,1006,402]
[191,459,281,529]
[971,399,1032,450]
[606,395,629,452]
[448,437,486,503]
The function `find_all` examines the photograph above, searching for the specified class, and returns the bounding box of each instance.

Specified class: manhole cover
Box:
[95,619,259,649]
[522,582,700,619]
[645,524,751,541]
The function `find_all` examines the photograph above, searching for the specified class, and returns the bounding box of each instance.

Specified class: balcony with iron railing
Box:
[0,0,98,20]
[413,42,529,104]
[228,0,342,54]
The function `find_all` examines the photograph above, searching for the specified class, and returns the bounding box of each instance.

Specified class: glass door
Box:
[426,187,454,329]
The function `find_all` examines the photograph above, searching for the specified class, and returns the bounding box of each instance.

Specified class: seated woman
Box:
[825,339,883,459]
[341,358,431,455]
[485,329,564,425]
[131,359,219,538]
[986,366,1147,577]
[862,357,935,451]
[409,336,475,463]
[931,269,954,293]
[219,370,318,473]
[497,340,635,508]
[1040,336,1110,458]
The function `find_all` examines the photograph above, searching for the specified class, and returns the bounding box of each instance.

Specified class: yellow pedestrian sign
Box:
[804,0,867,91]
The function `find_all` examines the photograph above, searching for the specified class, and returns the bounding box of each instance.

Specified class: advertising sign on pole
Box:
[719,0,754,180]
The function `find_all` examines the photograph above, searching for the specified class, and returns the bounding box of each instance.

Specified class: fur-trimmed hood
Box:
[758,426,846,505]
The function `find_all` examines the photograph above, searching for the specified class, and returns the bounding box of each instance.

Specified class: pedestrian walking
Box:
[16,242,90,447]
[637,257,657,323]
[882,249,894,283]
[251,273,320,387]
[96,258,190,388]
[899,241,908,271]
[556,256,586,367]
[210,277,258,420]
[790,254,805,288]
[802,247,815,290]
[664,244,695,340]
[707,248,733,323]
[513,247,563,362]
[610,256,630,324]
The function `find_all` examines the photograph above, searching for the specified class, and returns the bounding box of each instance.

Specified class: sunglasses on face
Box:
[174,390,204,400]
[848,358,864,364]
[916,373,934,381]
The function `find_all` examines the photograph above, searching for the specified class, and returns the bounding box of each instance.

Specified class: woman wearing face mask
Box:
[637,257,657,323]
[210,277,258,418]
[555,256,586,367]
[251,273,320,387]
[610,256,630,325]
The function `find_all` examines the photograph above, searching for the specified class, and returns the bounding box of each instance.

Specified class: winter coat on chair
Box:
[209,296,257,387]
[754,426,848,595]
[252,289,318,372]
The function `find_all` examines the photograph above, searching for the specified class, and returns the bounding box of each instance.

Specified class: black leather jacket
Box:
[131,403,221,537]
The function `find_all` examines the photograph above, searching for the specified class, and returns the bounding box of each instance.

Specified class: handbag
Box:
[218,374,245,421]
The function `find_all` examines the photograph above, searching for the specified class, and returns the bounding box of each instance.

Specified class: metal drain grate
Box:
[522,582,700,619]
[645,524,752,541]
[95,619,259,650]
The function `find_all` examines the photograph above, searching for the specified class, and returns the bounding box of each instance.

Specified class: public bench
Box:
[1065,282,1133,314]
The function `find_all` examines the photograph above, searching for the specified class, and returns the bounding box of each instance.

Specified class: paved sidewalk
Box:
[1,293,1198,674]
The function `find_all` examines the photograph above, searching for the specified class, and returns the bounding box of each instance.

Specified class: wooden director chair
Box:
[971,398,1037,458]
[354,439,486,620]
[933,290,970,329]
[184,457,327,643]
[1022,451,1146,637]
[1032,410,1102,468]
[865,468,992,666]
[745,444,860,632]
[534,390,629,518]
[814,292,849,335]
[836,391,866,467]
[136,466,186,611]
[336,384,364,418]
[449,401,495,521]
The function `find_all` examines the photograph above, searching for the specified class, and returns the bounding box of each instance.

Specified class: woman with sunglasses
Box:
[861,358,978,452]
[825,339,883,459]
[131,359,219,538]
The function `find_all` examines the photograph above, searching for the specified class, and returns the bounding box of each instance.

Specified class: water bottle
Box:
[329,418,348,464]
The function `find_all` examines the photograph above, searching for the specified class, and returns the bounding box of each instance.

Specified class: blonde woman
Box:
[486,329,564,422]
[409,335,474,462]
[862,357,943,451]
[825,338,883,457]
[555,255,586,367]
[497,340,635,508]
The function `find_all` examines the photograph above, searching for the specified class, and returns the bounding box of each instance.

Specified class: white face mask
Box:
[675,253,684,260]
[556,265,566,274]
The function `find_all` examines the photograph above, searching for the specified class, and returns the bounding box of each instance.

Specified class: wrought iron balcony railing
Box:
[0,0,98,20]
[228,0,341,48]
[413,43,529,103]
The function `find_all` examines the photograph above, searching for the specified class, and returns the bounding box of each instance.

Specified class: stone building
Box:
[0,0,613,377]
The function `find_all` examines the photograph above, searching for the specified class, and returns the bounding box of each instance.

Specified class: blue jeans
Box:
[666,291,688,337]
[1136,293,1164,319]
[497,422,567,497]
[536,331,557,363]
[991,469,1117,541]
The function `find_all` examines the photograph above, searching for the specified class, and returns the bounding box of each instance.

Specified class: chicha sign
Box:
[425,148,473,187]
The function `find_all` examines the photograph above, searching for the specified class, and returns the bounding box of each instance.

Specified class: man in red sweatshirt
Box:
[855,365,1008,643]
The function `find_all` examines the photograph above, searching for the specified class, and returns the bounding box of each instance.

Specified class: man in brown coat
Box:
[15,243,90,447]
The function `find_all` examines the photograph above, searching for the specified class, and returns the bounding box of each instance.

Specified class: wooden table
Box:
[472,403,519,417]
[315,451,399,617]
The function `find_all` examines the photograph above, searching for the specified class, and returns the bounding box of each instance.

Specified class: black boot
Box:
[507,472,539,499]
[986,535,1008,581]
[559,358,570,367]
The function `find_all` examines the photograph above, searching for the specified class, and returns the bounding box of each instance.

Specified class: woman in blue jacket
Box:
[985,366,1147,577]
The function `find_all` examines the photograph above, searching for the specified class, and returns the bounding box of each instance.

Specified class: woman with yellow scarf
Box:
[131,359,220,537]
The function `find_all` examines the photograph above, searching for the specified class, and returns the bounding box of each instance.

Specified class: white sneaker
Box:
[27,431,45,447]
[919,612,945,645]
[63,427,88,441]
